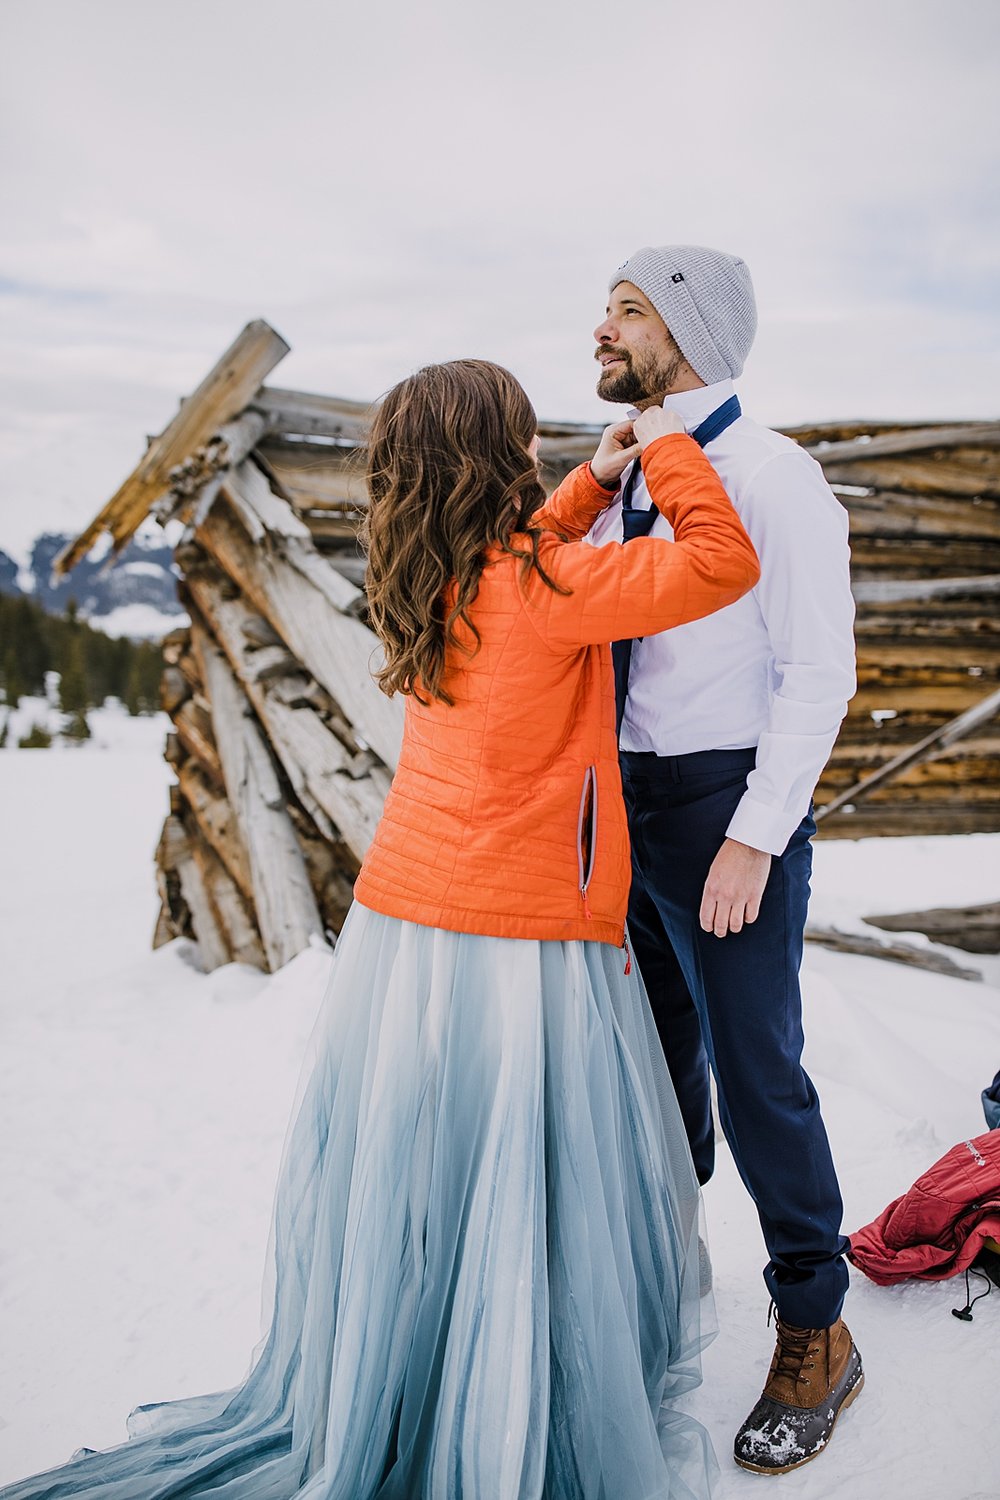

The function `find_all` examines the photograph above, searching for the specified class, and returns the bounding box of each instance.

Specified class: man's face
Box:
[594,282,687,405]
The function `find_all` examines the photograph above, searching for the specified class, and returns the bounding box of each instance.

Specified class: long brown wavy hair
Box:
[363,359,567,704]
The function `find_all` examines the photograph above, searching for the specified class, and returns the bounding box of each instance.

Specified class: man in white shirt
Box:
[591,244,862,1474]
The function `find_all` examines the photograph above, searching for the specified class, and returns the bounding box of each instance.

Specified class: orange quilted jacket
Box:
[354,433,760,945]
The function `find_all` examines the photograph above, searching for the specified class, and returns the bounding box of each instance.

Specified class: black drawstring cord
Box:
[952,1264,994,1321]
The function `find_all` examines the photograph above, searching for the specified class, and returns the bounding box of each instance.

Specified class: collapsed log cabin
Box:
[55,322,1000,972]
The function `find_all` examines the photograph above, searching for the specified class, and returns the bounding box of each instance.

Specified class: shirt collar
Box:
[627,377,736,435]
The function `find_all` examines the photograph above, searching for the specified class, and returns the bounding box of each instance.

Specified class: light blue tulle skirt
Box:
[3,905,716,1499]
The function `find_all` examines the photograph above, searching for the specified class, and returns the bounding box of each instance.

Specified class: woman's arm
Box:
[522,432,760,647]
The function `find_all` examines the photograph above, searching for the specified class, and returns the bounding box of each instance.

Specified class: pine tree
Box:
[58,635,90,716]
[62,709,91,743]
[2,645,25,708]
[18,722,52,749]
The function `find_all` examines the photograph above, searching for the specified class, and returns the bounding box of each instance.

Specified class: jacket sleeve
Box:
[531,462,617,539]
[520,433,760,647]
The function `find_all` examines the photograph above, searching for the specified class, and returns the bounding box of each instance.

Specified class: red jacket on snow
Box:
[849,1130,1000,1285]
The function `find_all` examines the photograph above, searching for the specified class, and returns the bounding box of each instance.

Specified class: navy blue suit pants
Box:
[621,746,850,1330]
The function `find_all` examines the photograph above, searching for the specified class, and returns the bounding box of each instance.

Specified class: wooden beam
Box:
[158,814,231,972]
[806,420,1000,464]
[185,571,388,861]
[191,620,324,970]
[865,901,1000,956]
[55,321,290,575]
[195,464,404,770]
[852,574,1000,604]
[804,924,982,980]
[815,685,1000,822]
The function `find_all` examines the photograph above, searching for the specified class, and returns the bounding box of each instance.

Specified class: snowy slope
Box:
[0,746,998,1499]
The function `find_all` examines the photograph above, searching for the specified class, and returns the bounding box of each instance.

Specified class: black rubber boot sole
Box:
[733,1348,864,1475]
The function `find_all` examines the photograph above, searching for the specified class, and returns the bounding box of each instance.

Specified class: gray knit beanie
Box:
[609,244,757,383]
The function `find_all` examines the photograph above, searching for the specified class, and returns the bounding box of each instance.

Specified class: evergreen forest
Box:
[0,593,164,744]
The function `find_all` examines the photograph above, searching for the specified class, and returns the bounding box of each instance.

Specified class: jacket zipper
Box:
[577,765,598,920]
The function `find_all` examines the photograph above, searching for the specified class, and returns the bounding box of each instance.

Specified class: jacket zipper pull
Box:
[581,884,593,920]
[623,934,632,976]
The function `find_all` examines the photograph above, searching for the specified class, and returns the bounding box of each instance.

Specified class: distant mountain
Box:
[0,531,187,640]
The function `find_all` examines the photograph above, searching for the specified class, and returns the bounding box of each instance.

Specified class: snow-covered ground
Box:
[1,727,998,1499]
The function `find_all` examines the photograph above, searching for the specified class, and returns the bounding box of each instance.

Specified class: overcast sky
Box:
[1,0,998,559]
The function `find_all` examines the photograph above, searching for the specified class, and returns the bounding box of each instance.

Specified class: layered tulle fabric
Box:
[4,907,716,1499]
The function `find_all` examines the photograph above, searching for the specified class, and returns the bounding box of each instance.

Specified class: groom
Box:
[589,245,861,1474]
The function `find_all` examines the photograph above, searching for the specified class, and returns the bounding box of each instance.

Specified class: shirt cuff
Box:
[725,793,804,857]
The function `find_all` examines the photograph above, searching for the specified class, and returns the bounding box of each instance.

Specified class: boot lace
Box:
[767,1301,819,1385]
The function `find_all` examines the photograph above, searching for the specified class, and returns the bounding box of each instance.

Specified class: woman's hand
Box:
[589,420,641,490]
[632,405,687,451]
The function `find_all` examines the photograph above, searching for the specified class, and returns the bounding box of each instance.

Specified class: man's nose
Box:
[594,317,616,342]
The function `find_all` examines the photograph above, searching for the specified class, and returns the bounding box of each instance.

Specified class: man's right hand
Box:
[632,406,687,451]
[589,420,641,490]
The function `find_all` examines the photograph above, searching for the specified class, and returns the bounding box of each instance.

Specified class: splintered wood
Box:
[56,323,1000,971]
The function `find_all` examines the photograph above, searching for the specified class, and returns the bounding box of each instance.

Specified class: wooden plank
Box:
[806,421,1000,464]
[172,699,223,783]
[55,321,290,575]
[186,572,388,862]
[816,805,1000,838]
[815,685,1000,822]
[804,924,982,980]
[176,757,254,901]
[821,451,1000,499]
[865,901,1000,956]
[196,474,404,771]
[191,621,324,970]
[838,491,1000,542]
[185,820,267,969]
[160,814,232,972]
[852,574,1000,604]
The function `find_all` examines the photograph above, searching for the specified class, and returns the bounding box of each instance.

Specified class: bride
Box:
[2,358,758,1500]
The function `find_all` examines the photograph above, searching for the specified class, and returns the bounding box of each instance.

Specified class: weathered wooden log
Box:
[815,804,1000,838]
[853,574,1000,604]
[158,814,231,972]
[190,620,324,970]
[158,408,270,528]
[159,665,191,715]
[184,818,267,969]
[804,923,982,980]
[185,571,388,860]
[816,685,1000,822]
[176,757,254,901]
[805,421,1000,465]
[172,699,224,783]
[865,901,1000,956]
[55,322,290,574]
[195,463,404,770]
[152,901,175,950]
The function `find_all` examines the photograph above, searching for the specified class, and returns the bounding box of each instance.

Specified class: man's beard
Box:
[596,340,687,405]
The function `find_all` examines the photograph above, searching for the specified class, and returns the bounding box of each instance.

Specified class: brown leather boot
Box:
[733,1311,864,1474]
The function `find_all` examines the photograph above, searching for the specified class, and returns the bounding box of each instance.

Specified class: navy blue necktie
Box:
[612,396,742,734]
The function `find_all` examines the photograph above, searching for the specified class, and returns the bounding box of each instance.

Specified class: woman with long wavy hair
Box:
[2,360,758,1500]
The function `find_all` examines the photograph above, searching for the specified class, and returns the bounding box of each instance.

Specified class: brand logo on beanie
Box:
[671,272,685,284]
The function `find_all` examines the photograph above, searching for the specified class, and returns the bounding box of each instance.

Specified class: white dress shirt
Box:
[587,378,857,857]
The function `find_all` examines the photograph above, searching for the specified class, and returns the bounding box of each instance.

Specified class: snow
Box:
[1,696,169,753]
[1,744,999,1499]
[84,602,188,640]
[117,560,171,579]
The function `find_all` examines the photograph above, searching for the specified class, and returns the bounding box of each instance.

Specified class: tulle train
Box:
[3,906,716,1499]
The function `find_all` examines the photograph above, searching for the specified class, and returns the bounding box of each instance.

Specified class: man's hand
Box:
[589,420,641,489]
[699,838,771,937]
[632,405,686,451]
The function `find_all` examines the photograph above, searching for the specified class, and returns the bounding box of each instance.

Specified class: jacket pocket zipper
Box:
[577,765,598,919]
